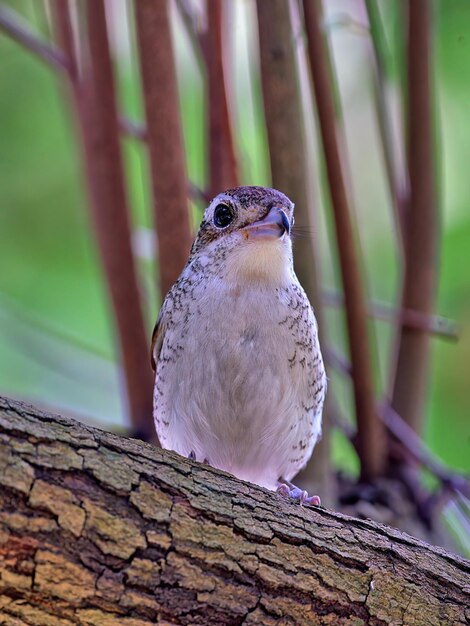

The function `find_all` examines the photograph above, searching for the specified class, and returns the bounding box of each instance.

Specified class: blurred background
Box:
[0,0,468,553]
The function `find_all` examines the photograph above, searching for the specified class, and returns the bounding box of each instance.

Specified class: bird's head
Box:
[190,186,295,284]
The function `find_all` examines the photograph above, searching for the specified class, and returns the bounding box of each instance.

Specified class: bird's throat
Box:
[225,240,292,286]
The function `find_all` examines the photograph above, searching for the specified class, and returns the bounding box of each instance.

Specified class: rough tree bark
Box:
[0,397,468,626]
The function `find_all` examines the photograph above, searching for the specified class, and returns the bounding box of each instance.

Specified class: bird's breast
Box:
[162,278,314,417]
[155,274,324,489]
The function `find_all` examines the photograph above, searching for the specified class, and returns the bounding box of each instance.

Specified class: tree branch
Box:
[0,396,469,624]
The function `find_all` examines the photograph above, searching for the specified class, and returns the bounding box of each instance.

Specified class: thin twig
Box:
[0,4,71,73]
[0,291,111,362]
[323,346,352,378]
[188,181,210,205]
[119,116,205,207]
[303,0,385,481]
[119,116,148,142]
[322,290,459,341]
[323,347,470,500]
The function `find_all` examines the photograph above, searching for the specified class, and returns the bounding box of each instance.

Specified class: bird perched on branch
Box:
[151,186,326,505]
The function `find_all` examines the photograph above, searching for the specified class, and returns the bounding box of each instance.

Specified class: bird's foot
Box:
[277,479,321,507]
[188,451,211,465]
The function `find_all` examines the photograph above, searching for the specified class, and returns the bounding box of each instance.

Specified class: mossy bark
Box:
[0,397,468,625]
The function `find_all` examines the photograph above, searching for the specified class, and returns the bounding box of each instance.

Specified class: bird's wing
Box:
[150,308,167,372]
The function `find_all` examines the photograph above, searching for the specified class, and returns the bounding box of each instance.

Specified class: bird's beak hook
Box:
[244,207,291,240]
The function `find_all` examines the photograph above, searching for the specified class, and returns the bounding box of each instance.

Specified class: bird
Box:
[151,186,326,505]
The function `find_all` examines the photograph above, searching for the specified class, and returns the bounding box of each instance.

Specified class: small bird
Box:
[151,186,326,504]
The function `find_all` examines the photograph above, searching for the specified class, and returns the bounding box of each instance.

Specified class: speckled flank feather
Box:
[152,186,326,490]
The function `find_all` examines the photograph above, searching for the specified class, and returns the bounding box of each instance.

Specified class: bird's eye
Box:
[213,204,235,229]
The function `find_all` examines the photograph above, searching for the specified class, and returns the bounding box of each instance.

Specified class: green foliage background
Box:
[0,0,468,476]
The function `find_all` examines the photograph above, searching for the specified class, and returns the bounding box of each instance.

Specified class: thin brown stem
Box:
[390,0,438,434]
[52,0,155,443]
[134,0,193,299]
[206,0,239,197]
[303,0,385,481]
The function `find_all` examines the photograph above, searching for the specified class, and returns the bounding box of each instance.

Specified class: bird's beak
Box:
[243,207,291,241]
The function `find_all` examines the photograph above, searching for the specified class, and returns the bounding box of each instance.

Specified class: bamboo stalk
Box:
[303,0,385,481]
[206,0,238,197]
[52,0,155,443]
[134,0,193,300]
[390,0,438,435]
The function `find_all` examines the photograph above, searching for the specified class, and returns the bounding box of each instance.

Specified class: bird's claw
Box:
[277,480,321,507]
[188,451,211,466]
